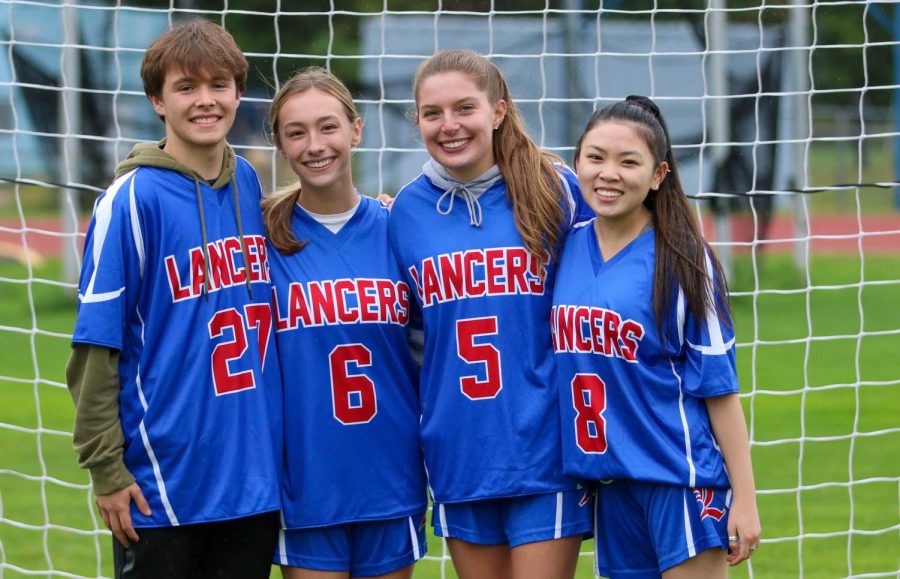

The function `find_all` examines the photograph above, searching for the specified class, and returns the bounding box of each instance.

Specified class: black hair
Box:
[574,95,731,336]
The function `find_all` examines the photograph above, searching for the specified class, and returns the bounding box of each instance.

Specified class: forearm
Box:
[65,343,135,495]
[706,393,756,501]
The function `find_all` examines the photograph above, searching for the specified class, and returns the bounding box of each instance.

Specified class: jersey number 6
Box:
[456,317,503,400]
[329,344,377,425]
[571,373,608,453]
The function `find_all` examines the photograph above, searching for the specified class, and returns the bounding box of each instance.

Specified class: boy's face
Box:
[149,67,241,155]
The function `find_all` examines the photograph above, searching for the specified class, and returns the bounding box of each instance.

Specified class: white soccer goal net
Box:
[1,1,898,578]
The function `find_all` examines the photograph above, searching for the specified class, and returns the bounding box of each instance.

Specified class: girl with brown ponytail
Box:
[553,95,760,578]
[387,49,594,579]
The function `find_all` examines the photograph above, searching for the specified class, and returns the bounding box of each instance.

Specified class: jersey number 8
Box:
[571,373,608,454]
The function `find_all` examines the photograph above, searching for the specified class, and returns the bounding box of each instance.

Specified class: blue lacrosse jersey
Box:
[552,221,738,489]
[72,159,282,527]
[388,168,588,504]
[269,196,427,529]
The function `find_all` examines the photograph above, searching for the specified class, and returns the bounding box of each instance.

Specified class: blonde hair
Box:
[262,67,360,255]
[413,49,567,269]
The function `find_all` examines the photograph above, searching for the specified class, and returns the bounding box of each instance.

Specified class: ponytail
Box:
[262,186,305,255]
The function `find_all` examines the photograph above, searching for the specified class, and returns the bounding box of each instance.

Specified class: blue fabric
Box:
[269,196,426,529]
[73,158,282,527]
[594,481,730,578]
[433,488,593,547]
[276,512,428,575]
[552,221,738,489]
[388,167,584,503]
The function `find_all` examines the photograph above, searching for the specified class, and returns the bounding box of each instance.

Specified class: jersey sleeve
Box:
[555,163,594,226]
[677,253,739,398]
[72,172,144,350]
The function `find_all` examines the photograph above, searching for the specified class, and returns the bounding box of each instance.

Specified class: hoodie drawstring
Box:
[194,176,253,300]
[231,177,253,298]
[436,186,483,227]
[194,177,212,299]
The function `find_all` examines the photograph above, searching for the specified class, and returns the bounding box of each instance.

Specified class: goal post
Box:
[0,2,898,578]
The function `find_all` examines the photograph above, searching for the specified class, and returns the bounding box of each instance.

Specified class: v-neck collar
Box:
[293,195,370,249]
[587,220,654,276]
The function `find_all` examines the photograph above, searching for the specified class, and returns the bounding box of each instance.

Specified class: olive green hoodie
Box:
[66,140,251,495]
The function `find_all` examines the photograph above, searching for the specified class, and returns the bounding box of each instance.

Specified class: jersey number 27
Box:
[208,304,272,396]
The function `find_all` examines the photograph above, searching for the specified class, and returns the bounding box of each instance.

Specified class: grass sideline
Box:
[1,252,898,578]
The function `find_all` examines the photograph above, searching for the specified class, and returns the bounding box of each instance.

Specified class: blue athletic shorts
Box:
[433,488,593,548]
[276,513,427,577]
[593,481,731,578]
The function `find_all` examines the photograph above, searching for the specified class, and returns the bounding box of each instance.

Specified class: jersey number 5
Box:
[329,344,377,425]
[571,373,608,453]
[456,317,502,400]
[208,304,272,396]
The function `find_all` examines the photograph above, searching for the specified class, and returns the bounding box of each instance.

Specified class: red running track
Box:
[1,214,899,261]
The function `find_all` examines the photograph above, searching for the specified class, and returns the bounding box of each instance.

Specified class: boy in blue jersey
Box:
[388,49,594,579]
[552,96,760,578]
[66,19,282,579]
[262,66,428,579]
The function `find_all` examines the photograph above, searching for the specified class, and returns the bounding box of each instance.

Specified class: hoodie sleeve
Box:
[65,343,135,495]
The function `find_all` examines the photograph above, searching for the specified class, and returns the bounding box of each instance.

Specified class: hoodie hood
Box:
[117,139,251,298]
[115,139,237,188]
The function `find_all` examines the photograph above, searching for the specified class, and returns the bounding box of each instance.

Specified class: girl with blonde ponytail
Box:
[387,49,593,579]
[263,67,427,579]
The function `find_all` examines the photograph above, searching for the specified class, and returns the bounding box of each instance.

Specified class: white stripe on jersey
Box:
[555,163,577,226]
[135,304,178,525]
[670,358,697,488]
[139,420,179,525]
[79,171,135,304]
[686,252,734,355]
[128,175,145,276]
[554,491,563,539]
[438,503,449,538]
[408,516,422,560]
[682,492,697,558]
[277,529,288,565]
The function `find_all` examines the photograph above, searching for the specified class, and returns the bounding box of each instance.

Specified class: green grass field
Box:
[1,252,898,578]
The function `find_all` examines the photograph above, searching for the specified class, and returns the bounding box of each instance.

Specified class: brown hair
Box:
[413,49,567,269]
[573,96,731,334]
[141,18,248,102]
[262,66,361,255]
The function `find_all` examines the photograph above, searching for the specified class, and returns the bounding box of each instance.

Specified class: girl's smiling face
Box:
[575,120,667,227]
[416,71,507,181]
